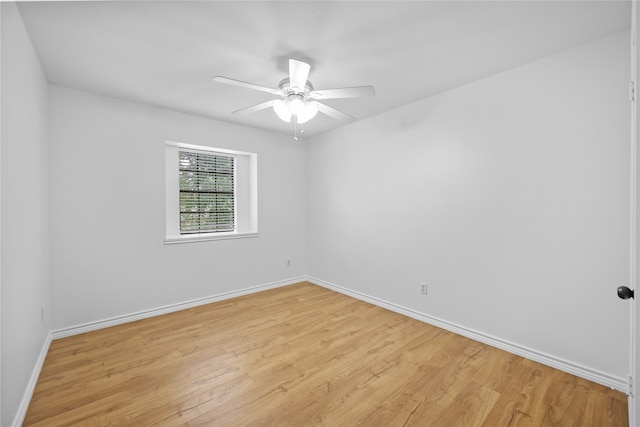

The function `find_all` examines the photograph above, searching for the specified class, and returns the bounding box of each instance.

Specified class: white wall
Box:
[1,3,52,426]
[49,85,307,330]
[308,31,631,383]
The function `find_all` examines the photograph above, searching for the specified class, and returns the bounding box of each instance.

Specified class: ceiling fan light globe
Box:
[273,99,292,122]
[289,97,305,116]
[297,100,319,124]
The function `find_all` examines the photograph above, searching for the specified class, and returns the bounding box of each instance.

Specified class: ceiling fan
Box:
[213,59,375,139]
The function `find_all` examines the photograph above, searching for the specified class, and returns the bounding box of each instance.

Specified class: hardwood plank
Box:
[24,282,628,426]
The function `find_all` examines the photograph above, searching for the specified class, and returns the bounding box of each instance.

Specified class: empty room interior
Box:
[3,0,640,426]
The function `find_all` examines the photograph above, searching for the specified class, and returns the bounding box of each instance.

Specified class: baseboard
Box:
[51,276,306,340]
[307,276,628,393]
[12,332,52,427]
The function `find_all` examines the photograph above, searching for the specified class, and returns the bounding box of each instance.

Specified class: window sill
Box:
[164,232,259,245]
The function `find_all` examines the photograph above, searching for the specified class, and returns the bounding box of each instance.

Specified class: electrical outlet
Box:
[420,282,428,295]
[286,259,291,267]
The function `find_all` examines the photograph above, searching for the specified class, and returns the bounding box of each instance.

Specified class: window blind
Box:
[179,150,235,234]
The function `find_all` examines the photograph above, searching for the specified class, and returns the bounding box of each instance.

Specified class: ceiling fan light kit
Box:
[213,59,375,140]
[273,97,319,124]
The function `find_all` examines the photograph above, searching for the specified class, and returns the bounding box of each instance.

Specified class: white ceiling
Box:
[17,1,631,139]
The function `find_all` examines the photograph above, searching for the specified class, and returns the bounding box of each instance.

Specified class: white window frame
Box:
[165,141,258,244]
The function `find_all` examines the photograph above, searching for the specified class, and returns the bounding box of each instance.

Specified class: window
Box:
[165,141,258,244]
[179,150,235,234]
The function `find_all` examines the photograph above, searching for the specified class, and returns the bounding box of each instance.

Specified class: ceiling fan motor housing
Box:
[279,78,314,98]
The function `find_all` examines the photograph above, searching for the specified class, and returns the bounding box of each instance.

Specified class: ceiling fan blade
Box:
[232,100,276,115]
[310,85,376,100]
[317,102,356,122]
[213,76,281,96]
[289,59,310,91]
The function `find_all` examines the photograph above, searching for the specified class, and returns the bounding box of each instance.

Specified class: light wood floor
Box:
[25,282,628,426]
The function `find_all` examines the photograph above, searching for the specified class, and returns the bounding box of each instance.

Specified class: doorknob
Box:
[617,286,635,300]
